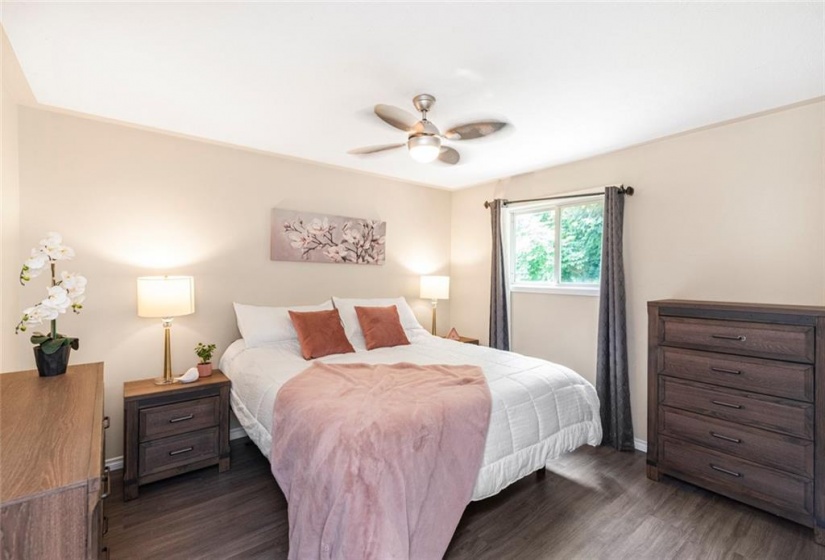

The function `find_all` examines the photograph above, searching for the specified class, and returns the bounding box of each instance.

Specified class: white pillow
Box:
[233,300,333,348]
[332,296,425,349]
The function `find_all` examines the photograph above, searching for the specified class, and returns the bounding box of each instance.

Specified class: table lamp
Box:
[420,275,450,335]
[137,276,195,385]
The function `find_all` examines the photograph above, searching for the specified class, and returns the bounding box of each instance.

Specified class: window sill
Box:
[510,284,600,297]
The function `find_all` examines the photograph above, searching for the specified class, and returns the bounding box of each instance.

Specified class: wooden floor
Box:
[105,438,825,559]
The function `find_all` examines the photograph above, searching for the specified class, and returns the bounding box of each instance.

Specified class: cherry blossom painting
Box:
[271,209,386,265]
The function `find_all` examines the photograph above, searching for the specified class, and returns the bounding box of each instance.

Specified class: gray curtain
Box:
[596,187,634,451]
[488,199,510,350]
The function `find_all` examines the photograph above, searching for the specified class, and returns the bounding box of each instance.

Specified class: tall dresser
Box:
[0,362,109,559]
[647,301,825,544]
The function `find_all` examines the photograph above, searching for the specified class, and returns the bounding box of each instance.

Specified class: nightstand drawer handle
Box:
[711,400,742,409]
[103,416,110,429]
[710,464,741,477]
[101,466,111,499]
[169,446,194,456]
[710,367,741,375]
[169,414,194,423]
[711,334,746,342]
[710,431,741,444]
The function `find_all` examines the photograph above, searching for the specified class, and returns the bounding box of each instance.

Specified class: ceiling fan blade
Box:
[444,121,509,141]
[348,143,404,155]
[374,104,418,131]
[438,146,460,165]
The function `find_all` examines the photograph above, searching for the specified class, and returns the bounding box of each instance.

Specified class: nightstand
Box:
[122,371,231,501]
[444,336,480,345]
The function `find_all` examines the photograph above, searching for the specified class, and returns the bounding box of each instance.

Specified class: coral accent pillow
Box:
[288,309,355,360]
[355,306,411,350]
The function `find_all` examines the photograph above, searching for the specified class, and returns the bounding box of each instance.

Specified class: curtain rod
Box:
[483,185,634,209]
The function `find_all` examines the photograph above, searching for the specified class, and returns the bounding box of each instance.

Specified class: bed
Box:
[219,320,602,501]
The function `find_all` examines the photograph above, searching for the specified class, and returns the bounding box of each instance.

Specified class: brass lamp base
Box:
[430,299,438,335]
[153,317,175,385]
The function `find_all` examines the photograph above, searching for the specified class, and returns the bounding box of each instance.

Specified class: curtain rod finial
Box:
[484,200,491,209]
[622,186,635,196]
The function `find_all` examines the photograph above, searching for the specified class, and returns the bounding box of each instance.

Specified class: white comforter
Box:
[219,331,602,501]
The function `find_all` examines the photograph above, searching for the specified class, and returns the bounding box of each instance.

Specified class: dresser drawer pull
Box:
[169,446,194,456]
[169,414,194,423]
[710,464,742,477]
[103,416,110,429]
[710,334,747,342]
[710,431,741,444]
[710,367,742,375]
[101,546,110,560]
[101,466,111,499]
[103,515,109,536]
[711,400,742,409]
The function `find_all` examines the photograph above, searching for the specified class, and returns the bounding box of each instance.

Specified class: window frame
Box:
[506,195,603,297]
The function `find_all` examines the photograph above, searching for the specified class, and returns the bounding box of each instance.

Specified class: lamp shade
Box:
[420,275,450,300]
[137,276,195,318]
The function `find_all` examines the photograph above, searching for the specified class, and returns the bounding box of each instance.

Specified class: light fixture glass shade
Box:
[408,135,441,163]
[137,276,195,318]
[420,275,450,300]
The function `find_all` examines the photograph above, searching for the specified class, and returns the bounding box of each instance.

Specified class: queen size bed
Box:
[219,297,602,502]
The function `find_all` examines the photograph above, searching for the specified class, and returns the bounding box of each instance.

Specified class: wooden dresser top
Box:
[0,362,104,505]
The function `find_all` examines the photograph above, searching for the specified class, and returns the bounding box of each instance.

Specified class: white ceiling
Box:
[2,2,823,190]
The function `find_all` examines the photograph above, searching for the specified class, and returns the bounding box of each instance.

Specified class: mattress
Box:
[219,330,602,501]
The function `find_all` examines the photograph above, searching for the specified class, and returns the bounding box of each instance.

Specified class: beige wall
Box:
[1,27,35,372]
[13,107,452,460]
[450,99,825,445]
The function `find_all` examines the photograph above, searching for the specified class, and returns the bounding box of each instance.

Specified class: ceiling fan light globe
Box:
[408,135,441,163]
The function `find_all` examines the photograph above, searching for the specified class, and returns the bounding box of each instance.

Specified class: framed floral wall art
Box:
[271,209,386,265]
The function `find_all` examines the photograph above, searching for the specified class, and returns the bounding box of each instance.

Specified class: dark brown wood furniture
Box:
[443,336,480,345]
[123,371,231,501]
[0,362,109,559]
[647,300,825,544]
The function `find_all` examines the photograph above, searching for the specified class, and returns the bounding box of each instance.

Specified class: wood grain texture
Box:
[660,346,814,401]
[0,362,106,560]
[0,362,104,503]
[102,439,825,560]
[123,371,230,401]
[139,397,219,441]
[123,371,230,500]
[660,407,813,477]
[660,376,814,439]
[661,316,815,363]
[648,300,825,545]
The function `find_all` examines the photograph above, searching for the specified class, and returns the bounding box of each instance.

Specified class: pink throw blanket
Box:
[271,362,492,560]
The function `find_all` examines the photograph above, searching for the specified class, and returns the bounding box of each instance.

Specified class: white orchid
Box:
[15,233,86,352]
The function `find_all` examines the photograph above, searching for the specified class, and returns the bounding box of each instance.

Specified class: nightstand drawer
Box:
[139,428,219,477]
[139,397,219,441]
[661,317,814,363]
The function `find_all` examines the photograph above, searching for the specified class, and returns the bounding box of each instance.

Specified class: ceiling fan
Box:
[349,94,509,165]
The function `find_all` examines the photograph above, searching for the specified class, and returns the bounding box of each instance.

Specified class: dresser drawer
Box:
[660,437,813,518]
[139,397,219,442]
[659,347,813,402]
[661,317,814,363]
[660,407,813,477]
[139,427,219,477]
[660,377,813,439]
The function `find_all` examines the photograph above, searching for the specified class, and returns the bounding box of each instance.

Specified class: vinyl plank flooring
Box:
[104,439,824,559]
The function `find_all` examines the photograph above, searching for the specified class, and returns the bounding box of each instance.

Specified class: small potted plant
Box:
[15,232,87,377]
[195,342,217,377]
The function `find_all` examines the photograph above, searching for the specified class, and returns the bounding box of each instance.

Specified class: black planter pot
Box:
[33,345,72,377]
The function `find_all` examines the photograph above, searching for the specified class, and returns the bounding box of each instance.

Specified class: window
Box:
[509,197,604,295]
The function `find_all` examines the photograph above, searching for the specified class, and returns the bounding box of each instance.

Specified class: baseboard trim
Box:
[634,438,648,453]
[105,427,250,472]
